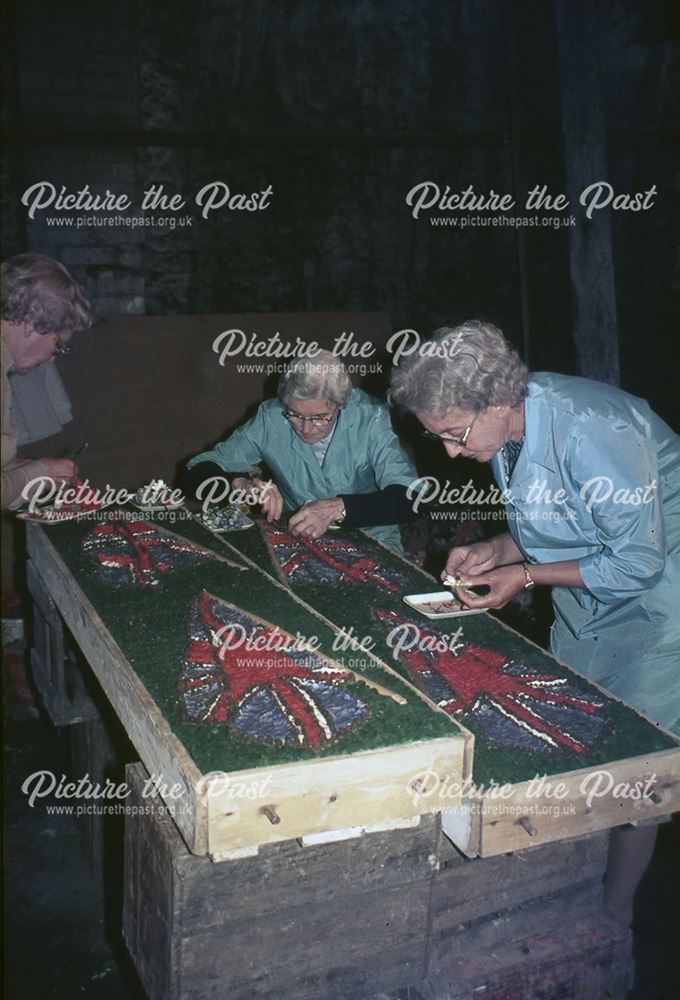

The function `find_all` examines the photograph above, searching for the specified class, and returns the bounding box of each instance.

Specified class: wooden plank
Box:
[123,763,179,1000]
[179,822,438,929]
[422,914,633,1000]
[435,814,607,874]
[431,829,608,933]
[199,945,426,1000]
[465,746,680,857]
[430,880,603,965]
[206,736,466,857]
[26,524,209,855]
[178,895,428,999]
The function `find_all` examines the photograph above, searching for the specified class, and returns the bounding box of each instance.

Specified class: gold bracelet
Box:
[522,562,535,589]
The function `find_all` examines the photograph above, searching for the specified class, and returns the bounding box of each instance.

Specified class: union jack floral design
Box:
[373,609,608,754]
[180,591,371,749]
[262,524,408,593]
[82,518,220,587]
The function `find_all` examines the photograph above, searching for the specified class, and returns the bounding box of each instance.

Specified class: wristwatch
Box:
[521,562,535,589]
[334,499,347,525]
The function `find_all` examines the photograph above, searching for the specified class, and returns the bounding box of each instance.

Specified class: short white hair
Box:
[389,320,529,417]
[278,350,353,408]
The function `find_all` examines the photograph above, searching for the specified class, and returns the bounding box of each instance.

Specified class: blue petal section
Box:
[182,680,223,722]
[297,679,370,732]
[417,669,454,705]
[472,693,608,754]
[272,537,408,590]
[231,687,298,745]
[516,695,608,747]
[474,700,547,751]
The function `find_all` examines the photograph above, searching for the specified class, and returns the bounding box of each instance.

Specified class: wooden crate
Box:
[123,762,435,1000]
[423,819,632,998]
[124,763,633,1000]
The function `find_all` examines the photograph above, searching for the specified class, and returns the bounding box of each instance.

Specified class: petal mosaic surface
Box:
[82,517,220,587]
[180,591,372,749]
[263,525,409,592]
[372,608,608,754]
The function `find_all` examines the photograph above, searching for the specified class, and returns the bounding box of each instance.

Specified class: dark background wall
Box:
[1,0,678,424]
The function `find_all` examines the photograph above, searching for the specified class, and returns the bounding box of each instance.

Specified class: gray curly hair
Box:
[278,350,353,408]
[1,253,92,334]
[389,320,529,417]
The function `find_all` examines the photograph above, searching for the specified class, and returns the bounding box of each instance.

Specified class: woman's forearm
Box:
[457,557,586,610]
[490,535,583,588]
[493,532,525,566]
[525,559,584,589]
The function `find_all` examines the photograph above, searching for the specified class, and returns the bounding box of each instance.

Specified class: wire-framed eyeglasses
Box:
[283,407,337,428]
[421,411,479,447]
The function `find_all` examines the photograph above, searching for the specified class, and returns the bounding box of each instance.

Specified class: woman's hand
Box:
[288,498,344,539]
[443,539,502,581]
[40,458,77,486]
[251,478,284,522]
[231,476,284,522]
[453,564,526,610]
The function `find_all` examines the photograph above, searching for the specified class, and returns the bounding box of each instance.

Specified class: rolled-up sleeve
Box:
[568,418,665,602]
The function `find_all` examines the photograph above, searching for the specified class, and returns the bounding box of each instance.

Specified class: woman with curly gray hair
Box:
[391,318,680,925]
[2,253,92,338]
[391,319,680,730]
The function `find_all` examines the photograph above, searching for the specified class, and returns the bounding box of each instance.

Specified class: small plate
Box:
[130,500,184,512]
[193,506,254,532]
[17,506,84,525]
[403,591,487,619]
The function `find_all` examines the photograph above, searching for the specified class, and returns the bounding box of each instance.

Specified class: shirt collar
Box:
[511,381,557,481]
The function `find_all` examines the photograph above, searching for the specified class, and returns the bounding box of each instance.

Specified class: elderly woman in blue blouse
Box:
[183,351,418,550]
[390,319,680,925]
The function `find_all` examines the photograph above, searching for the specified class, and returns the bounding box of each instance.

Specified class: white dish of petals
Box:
[403,591,487,619]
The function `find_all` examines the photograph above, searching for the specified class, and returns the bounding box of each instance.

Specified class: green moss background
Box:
[229,523,675,785]
[45,512,456,776]
[41,512,675,786]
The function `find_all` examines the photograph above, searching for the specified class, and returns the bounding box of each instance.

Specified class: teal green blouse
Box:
[188,388,417,550]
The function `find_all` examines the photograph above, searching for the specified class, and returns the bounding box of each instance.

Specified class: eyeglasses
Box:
[422,411,479,447]
[52,336,71,357]
[283,407,337,428]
